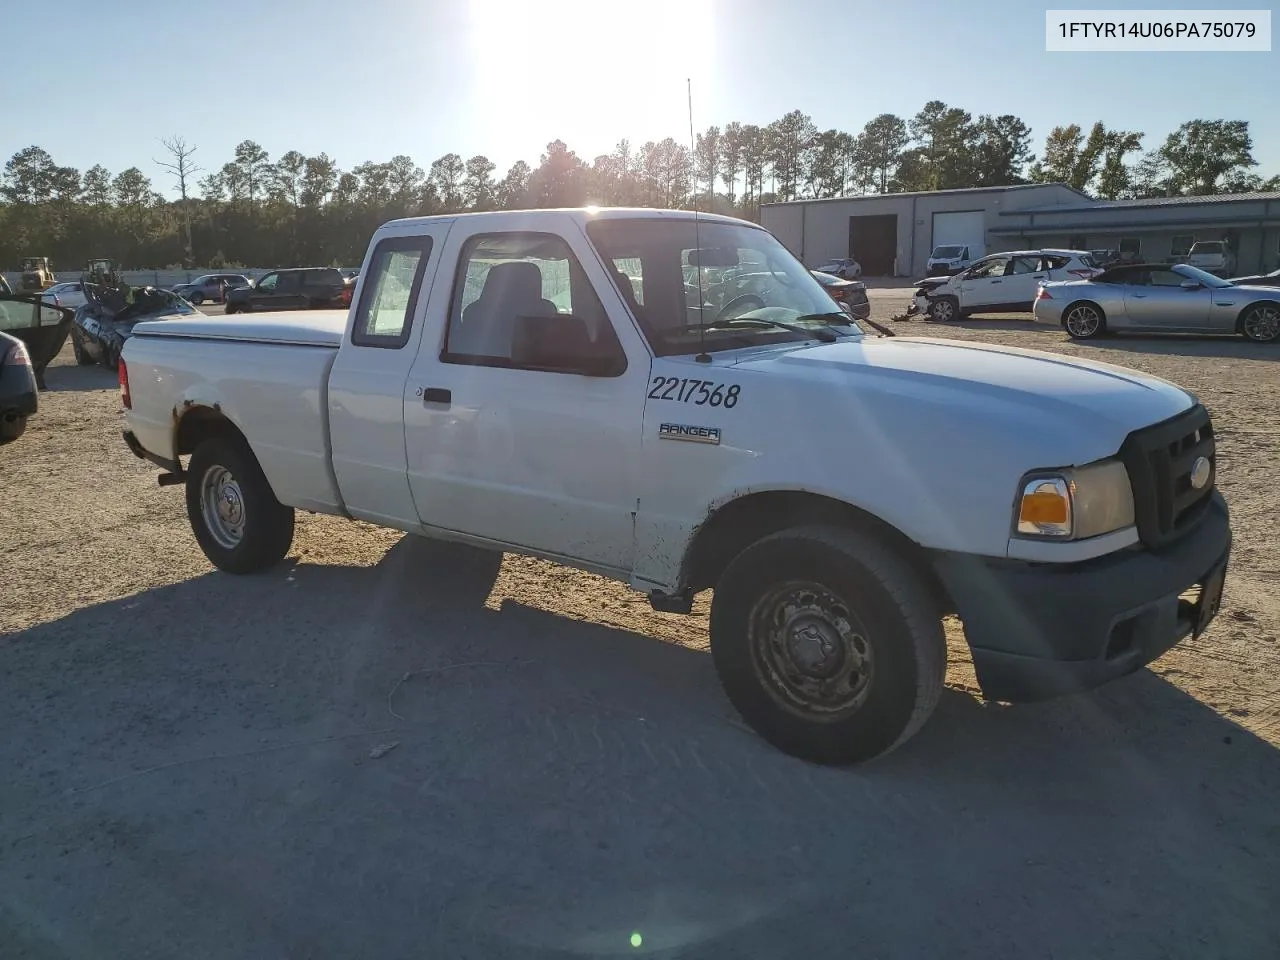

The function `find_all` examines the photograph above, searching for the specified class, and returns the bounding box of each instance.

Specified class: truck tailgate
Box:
[123,322,345,515]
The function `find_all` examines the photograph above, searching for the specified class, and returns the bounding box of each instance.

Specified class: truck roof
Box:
[379,206,759,232]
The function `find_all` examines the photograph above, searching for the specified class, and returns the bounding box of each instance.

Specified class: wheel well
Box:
[1237,299,1280,332]
[175,406,246,458]
[682,491,954,614]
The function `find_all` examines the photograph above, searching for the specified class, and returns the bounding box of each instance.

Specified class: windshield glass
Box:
[932,245,964,258]
[586,217,857,356]
[1190,242,1225,254]
[1176,264,1231,288]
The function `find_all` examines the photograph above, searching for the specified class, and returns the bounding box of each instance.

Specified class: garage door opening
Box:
[848,215,898,276]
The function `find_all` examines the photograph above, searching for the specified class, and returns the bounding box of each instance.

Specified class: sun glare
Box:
[467,0,717,156]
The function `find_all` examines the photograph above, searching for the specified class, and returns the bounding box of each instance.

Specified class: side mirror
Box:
[511,314,624,377]
[1180,279,1203,290]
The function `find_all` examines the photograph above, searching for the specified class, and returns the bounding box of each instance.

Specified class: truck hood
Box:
[728,335,1193,436]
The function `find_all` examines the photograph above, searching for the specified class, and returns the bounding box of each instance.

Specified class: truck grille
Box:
[1118,404,1216,550]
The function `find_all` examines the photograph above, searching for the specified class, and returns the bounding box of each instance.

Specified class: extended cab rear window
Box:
[350,236,433,348]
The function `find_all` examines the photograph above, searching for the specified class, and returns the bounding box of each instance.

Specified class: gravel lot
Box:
[3,292,1279,959]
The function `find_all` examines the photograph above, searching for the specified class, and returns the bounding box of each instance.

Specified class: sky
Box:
[4,0,1277,198]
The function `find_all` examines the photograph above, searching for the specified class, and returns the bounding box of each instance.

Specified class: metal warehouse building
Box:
[762,185,1280,278]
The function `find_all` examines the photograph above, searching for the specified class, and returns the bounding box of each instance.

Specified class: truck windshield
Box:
[586,217,857,356]
[932,245,964,258]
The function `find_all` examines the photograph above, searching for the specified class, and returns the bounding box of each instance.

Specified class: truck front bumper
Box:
[931,491,1231,702]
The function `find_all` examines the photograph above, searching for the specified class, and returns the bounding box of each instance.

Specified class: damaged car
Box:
[72,280,202,369]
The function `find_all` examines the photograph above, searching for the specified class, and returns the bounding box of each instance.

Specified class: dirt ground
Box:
[2,293,1279,959]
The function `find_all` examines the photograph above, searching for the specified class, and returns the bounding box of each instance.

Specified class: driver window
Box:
[1148,269,1185,287]
[257,273,278,291]
[443,232,623,370]
[969,258,1009,279]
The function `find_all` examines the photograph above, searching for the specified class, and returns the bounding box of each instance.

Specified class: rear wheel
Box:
[1239,303,1280,343]
[186,435,295,574]
[709,526,946,765]
[1063,301,1106,339]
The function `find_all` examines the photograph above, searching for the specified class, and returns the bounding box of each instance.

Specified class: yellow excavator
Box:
[20,257,56,292]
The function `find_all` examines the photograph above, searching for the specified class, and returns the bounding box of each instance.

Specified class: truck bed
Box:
[124,311,348,515]
[132,310,349,346]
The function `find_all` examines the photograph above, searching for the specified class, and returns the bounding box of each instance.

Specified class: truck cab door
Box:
[402,217,649,575]
[328,227,452,530]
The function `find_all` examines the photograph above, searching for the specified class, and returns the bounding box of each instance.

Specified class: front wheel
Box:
[190,293,204,305]
[1062,302,1106,339]
[71,331,94,365]
[186,435,295,574]
[1239,303,1280,343]
[709,526,946,765]
[927,296,959,323]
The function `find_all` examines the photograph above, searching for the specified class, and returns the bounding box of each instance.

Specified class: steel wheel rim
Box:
[201,465,246,549]
[1065,305,1100,337]
[1243,305,1279,341]
[748,581,875,721]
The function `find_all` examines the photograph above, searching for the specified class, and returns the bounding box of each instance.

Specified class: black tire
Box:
[190,292,204,305]
[927,295,959,323]
[0,413,27,445]
[1238,302,1280,343]
[224,303,239,315]
[1062,301,1106,339]
[709,525,946,765]
[185,435,295,574]
[71,331,95,366]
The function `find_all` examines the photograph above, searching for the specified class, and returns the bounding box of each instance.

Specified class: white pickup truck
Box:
[119,208,1232,765]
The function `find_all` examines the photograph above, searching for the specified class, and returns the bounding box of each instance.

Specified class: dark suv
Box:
[224,268,354,314]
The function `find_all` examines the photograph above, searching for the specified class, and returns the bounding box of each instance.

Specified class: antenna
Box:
[689,78,710,364]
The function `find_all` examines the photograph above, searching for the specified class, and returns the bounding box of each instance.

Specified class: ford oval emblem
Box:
[1190,456,1212,490]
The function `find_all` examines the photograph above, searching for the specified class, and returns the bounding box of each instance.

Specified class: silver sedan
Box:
[1032,262,1280,343]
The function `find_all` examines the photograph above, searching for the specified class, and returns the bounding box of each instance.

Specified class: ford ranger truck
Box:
[118,208,1232,766]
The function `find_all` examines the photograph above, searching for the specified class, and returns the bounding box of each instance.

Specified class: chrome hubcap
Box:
[1065,305,1100,337]
[1243,305,1279,341]
[201,465,245,549]
[749,582,874,720]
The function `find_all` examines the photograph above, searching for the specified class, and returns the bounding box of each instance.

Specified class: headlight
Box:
[1015,459,1135,540]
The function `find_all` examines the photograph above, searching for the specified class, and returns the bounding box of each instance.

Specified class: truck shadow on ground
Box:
[3,534,1278,959]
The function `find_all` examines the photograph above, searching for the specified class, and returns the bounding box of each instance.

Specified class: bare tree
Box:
[156,136,201,267]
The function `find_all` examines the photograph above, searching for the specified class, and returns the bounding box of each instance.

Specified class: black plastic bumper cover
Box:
[932,492,1231,702]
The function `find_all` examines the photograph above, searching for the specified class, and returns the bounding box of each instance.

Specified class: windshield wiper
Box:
[792,311,897,339]
[707,315,839,343]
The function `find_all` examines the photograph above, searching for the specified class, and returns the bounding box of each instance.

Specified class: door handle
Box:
[990,280,1002,284]
[1131,294,1148,299]
[420,387,451,404]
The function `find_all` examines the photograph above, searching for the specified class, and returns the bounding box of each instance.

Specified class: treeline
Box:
[1,104,1273,270]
